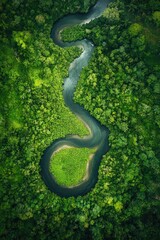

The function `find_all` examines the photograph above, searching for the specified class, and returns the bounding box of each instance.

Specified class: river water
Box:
[40,0,111,197]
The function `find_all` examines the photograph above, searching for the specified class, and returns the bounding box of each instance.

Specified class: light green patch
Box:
[29,68,45,87]
[128,23,143,36]
[152,11,160,26]
[12,31,31,49]
[50,147,95,187]
[34,79,43,87]
[103,7,120,21]
[11,120,22,129]
[7,89,23,129]
[114,201,123,212]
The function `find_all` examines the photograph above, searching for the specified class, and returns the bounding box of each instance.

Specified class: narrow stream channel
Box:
[40,0,111,197]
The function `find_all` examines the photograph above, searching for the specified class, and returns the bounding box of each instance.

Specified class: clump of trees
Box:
[128,23,143,36]
[152,11,160,26]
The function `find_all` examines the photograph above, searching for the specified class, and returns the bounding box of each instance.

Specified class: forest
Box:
[0,0,160,239]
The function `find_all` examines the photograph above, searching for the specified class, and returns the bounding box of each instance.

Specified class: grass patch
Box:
[50,147,94,187]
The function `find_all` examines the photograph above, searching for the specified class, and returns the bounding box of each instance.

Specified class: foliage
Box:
[152,11,160,26]
[103,7,120,22]
[128,23,143,36]
[50,147,94,186]
[0,0,160,240]
[35,14,45,25]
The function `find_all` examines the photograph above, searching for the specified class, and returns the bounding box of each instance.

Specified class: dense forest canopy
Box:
[0,0,160,239]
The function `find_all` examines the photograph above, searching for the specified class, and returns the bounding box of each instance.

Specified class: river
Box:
[40,0,111,197]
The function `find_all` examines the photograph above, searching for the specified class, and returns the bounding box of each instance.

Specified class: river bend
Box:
[40,0,111,197]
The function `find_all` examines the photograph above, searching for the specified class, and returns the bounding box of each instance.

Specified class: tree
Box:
[152,11,160,26]
[128,23,143,37]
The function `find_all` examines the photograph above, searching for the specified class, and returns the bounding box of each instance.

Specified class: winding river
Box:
[40,0,111,197]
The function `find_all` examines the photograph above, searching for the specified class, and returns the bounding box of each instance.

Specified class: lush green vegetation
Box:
[0,0,160,239]
[50,147,94,186]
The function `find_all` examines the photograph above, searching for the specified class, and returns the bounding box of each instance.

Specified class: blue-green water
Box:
[40,0,111,197]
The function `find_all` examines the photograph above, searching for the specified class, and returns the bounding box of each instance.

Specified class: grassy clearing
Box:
[50,147,95,186]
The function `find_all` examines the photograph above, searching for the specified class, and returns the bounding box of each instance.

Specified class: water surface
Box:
[40,0,111,197]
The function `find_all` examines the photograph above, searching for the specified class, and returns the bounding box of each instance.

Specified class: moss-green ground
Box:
[50,147,94,186]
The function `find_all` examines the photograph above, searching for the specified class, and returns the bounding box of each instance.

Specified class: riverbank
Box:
[40,0,110,197]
